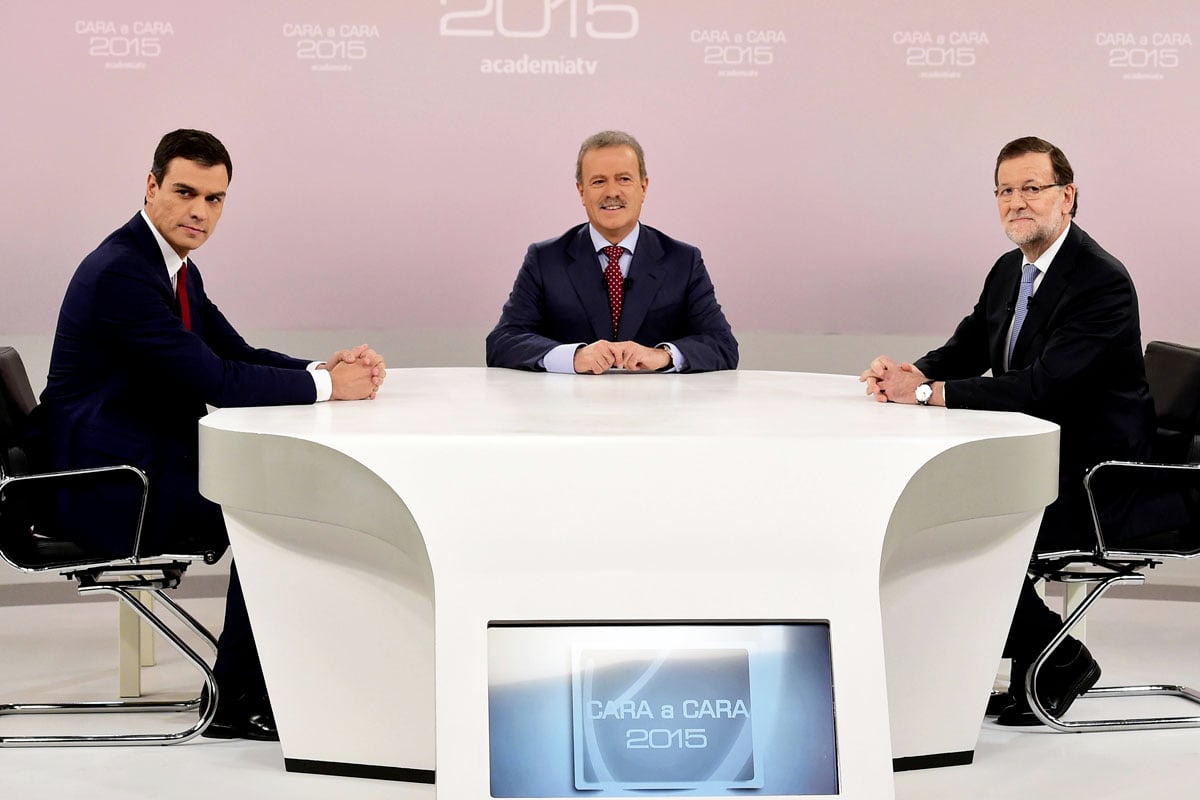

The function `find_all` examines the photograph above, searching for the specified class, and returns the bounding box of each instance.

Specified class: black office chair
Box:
[0,345,220,746]
[1026,340,1200,731]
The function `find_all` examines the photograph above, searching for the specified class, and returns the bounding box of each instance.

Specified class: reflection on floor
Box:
[1,593,1198,799]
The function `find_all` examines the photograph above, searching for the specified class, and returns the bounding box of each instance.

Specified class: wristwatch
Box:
[657,344,674,371]
[915,381,934,406]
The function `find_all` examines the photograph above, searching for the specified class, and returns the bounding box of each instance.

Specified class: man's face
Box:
[577,145,648,244]
[996,152,1074,254]
[144,157,229,258]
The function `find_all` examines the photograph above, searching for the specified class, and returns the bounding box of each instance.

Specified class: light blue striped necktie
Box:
[1007,263,1040,365]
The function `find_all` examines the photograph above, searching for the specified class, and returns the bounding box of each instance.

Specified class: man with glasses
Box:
[859,136,1155,726]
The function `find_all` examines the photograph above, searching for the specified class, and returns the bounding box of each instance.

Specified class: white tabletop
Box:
[205,367,1053,442]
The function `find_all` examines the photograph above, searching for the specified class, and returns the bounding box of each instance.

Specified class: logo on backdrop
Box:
[74,20,174,71]
[892,30,989,80]
[282,23,382,72]
[689,29,788,79]
[437,0,639,77]
[1095,31,1192,80]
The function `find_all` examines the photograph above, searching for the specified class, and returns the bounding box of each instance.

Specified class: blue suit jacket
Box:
[914,223,1155,550]
[485,224,738,372]
[33,213,317,556]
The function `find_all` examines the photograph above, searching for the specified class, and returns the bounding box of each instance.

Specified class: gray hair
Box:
[575,130,647,183]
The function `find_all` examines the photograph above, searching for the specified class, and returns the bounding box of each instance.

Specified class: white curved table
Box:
[199,368,1058,799]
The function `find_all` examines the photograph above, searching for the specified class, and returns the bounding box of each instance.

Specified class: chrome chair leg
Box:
[149,588,219,652]
[1027,572,1200,732]
[0,587,219,747]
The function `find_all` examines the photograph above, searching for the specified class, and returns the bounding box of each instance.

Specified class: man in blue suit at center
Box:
[486,130,738,374]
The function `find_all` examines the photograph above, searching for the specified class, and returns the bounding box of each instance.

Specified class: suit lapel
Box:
[564,226,617,339]
[129,213,189,326]
[1010,225,1079,367]
[129,213,176,296]
[614,227,665,339]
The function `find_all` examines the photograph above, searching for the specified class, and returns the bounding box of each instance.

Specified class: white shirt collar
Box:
[1027,220,1072,276]
[139,208,187,281]
[588,222,640,255]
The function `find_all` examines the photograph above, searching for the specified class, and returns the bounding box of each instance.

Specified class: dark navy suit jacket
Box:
[914,223,1155,551]
[485,223,738,372]
[33,213,317,556]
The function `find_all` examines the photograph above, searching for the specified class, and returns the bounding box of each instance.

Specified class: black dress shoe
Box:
[200,688,280,742]
[985,691,1014,716]
[997,641,1101,727]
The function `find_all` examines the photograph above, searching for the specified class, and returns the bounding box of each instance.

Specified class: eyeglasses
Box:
[994,183,1065,202]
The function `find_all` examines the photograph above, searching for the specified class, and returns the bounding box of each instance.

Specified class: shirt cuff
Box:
[542,343,584,374]
[308,362,333,402]
[659,343,685,373]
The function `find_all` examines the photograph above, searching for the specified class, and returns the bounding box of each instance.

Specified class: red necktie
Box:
[602,245,624,337]
[177,261,192,331]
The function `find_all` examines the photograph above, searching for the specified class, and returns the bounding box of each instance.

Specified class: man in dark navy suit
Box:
[486,130,737,374]
[35,129,386,740]
[860,137,1155,726]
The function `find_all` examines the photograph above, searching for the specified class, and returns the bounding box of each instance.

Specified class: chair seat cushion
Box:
[3,531,103,569]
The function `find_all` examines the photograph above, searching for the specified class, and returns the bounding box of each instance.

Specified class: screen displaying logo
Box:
[488,622,838,797]
[572,647,762,790]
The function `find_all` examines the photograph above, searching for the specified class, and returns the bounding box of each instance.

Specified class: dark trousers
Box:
[1002,575,1068,664]
[211,561,267,702]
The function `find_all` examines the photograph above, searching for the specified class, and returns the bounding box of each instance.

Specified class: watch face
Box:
[916,384,932,403]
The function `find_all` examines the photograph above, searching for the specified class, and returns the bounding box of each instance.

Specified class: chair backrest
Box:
[1089,340,1200,556]
[0,346,38,478]
[1145,341,1200,464]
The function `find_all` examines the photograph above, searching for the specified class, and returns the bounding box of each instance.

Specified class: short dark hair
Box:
[994,136,1077,217]
[150,129,232,185]
[576,130,647,184]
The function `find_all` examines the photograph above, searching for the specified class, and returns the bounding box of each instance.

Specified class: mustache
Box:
[599,199,626,209]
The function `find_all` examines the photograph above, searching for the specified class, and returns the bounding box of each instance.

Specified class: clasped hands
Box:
[323,344,387,400]
[574,340,671,374]
[859,355,928,405]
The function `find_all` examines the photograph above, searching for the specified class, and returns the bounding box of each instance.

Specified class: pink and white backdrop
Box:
[1,1,1197,373]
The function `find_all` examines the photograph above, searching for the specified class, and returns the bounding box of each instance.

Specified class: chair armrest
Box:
[0,464,151,566]
[1083,460,1200,556]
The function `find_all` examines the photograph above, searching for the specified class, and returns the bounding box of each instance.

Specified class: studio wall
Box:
[1,1,1197,362]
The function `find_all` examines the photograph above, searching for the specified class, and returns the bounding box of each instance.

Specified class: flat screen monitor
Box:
[487,621,838,797]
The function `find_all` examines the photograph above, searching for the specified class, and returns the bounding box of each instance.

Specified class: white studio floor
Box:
[1,592,1198,800]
